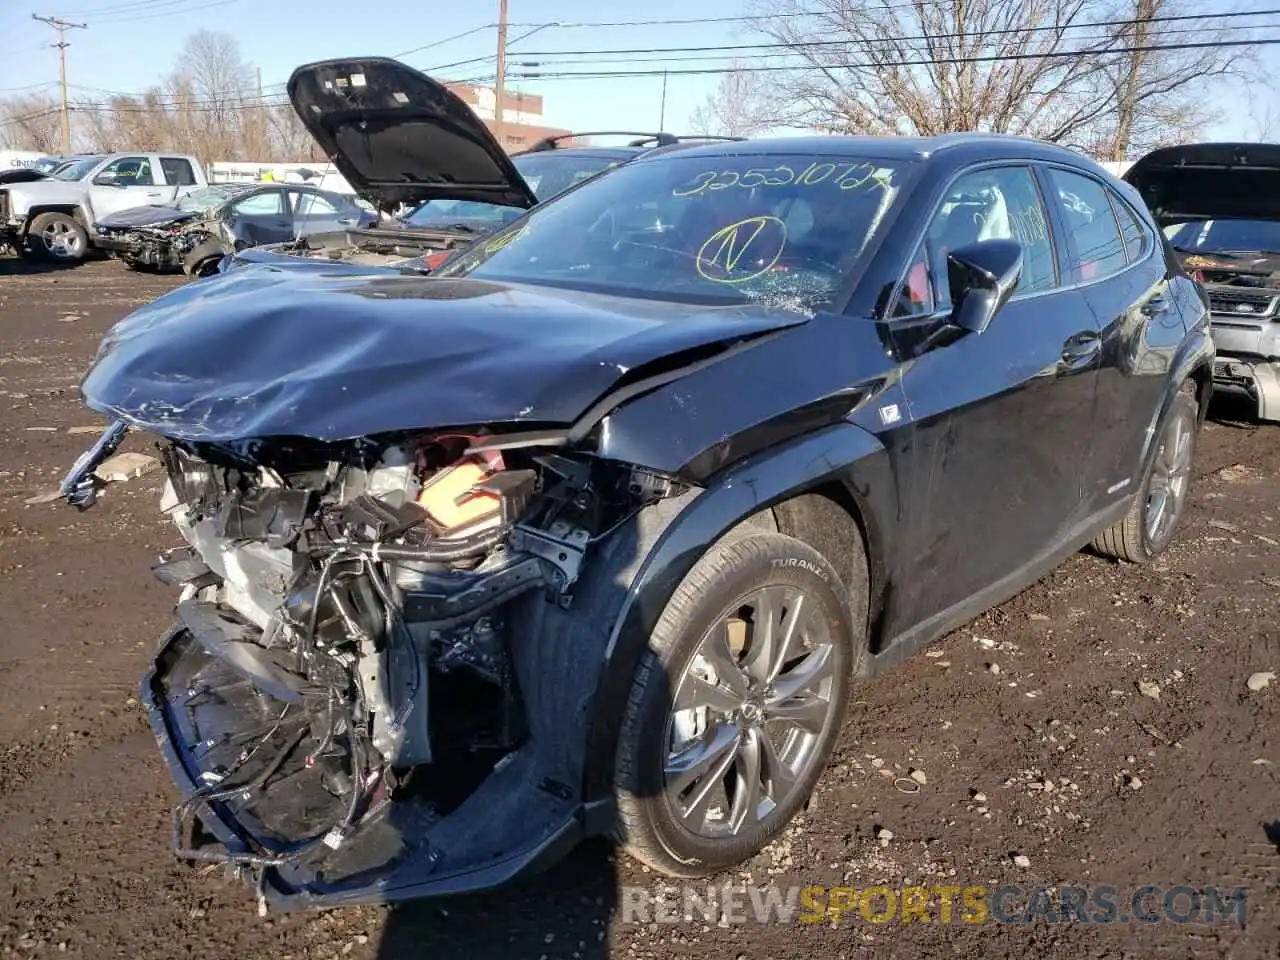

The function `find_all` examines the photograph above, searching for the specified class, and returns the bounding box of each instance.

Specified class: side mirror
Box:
[93,172,122,186]
[945,238,1023,335]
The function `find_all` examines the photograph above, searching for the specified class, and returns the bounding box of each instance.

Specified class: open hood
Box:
[287,56,539,212]
[1125,142,1280,226]
[78,263,808,443]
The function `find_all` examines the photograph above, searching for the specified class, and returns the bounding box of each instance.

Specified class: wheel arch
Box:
[23,204,87,234]
[579,421,896,804]
[1137,328,1214,480]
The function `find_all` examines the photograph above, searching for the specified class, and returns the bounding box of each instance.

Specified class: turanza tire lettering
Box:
[771,557,830,581]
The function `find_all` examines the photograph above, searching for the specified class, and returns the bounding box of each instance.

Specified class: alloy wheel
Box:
[663,585,839,838]
[1145,407,1194,548]
[41,220,83,259]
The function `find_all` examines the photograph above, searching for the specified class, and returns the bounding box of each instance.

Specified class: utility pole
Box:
[494,0,508,149]
[659,71,668,131]
[32,13,87,155]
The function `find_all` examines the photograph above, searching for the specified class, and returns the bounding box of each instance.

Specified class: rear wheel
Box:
[613,531,864,877]
[1093,382,1198,563]
[27,212,88,263]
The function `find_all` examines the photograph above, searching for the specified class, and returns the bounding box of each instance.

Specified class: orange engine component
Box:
[414,451,505,538]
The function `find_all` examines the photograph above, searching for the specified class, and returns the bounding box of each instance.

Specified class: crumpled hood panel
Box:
[97,205,195,229]
[80,264,808,442]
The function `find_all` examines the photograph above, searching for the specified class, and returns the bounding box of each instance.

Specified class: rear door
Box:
[289,190,359,237]
[226,189,294,248]
[887,162,1101,626]
[1041,166,1183,512]
[88,155,167,218]
[158,156,199,201]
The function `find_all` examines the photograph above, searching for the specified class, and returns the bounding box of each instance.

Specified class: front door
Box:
[89,155,166,218]
[886,163,1102,629]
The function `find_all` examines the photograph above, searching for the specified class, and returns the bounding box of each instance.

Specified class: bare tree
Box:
[687,62,776,137]
[10,30,317,164]
[1245,93,1278,141]
[1074,0,1248,159]
[744,0,1252,154]
[0,93,63,152]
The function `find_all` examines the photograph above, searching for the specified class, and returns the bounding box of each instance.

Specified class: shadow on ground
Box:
[0,251,87,276]
[375,841,618,959]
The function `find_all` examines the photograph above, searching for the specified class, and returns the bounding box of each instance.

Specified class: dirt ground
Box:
[0,257,1274,960]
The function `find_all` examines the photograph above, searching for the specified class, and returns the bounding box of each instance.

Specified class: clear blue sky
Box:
[2,0,1274,147]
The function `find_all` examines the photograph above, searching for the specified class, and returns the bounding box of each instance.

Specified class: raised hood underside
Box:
[78,264,806,443]
[1125,142,1280,225]
[287,57,539,212]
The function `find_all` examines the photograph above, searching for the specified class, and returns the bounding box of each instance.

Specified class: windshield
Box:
[439,153,909,313]
[176,186,239,213]
[53,156,103,181]
[403,151,626,230]
[1165,219,1280,255]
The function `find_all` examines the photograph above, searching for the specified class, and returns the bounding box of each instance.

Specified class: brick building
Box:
[445,83,572,152]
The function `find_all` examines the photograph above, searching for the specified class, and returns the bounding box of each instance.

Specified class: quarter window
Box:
[892,165,1056,318]
[1111,194,1153,264]
[1045,169,1127,281]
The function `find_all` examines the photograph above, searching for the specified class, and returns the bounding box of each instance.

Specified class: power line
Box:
[393,23,496,60]
[501,2,977,29]
[512,35,1280,80]
[51,0,201,16]
[515,21,1278,68]
[505,7,1280,58]
[0,107,62,127]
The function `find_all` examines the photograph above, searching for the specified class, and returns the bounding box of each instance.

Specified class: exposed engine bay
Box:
[74,425,683,906]
[237,224,471,272]
[1177,252,1280,420]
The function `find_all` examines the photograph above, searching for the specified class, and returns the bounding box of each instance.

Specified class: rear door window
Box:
[1045,168,1127,281]
[160,157,197,186]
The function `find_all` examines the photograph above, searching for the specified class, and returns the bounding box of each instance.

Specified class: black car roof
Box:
[631,133,1105,169]
[511,145,647,162]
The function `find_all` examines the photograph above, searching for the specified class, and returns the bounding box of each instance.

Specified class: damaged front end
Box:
[95,216,220,272]
[68,422,682,907]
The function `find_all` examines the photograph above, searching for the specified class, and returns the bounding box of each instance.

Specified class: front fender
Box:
[580,420,894,803]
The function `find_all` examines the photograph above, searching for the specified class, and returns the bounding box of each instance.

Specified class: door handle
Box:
[337,216,358,226]
[1060,331,1102,368]
[1141,296,1168,316]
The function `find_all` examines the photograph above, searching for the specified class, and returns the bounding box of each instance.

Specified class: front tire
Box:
[183,239,225,277]
[1093,381,1198,563]
[26,212,88,263]
[613,531,865,877]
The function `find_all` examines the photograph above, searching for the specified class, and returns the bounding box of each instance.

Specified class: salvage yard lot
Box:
[0,256,1275,960]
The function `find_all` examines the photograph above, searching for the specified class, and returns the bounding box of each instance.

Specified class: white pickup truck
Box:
[0,152,207,263]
